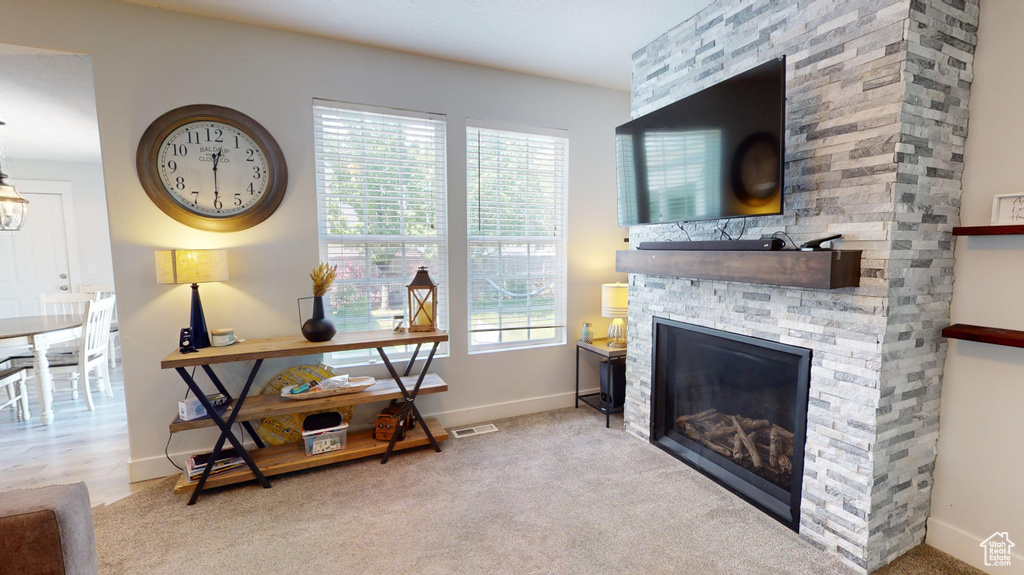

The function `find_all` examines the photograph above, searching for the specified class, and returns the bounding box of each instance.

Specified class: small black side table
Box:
[575,338,627,427]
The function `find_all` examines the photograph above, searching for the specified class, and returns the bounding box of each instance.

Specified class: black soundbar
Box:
[637,238,785,251]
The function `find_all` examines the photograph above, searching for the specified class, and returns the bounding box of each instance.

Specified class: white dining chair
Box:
[48,296,117,411]
[40,292,96,317]
[80,285,119,367]
[0,360,29,421]
[37,292,96,357]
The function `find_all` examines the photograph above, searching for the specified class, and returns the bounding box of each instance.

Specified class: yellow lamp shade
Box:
[155,249,229,285]
[601,282,628,318]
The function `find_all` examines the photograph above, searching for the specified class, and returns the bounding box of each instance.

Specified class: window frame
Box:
[313,99,449,366]
[465,119,569,355]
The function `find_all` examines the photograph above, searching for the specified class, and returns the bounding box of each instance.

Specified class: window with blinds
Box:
[466,122,568,353]
[313,99,448,364]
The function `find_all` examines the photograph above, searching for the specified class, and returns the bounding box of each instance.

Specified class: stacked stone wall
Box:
[625,0,977,571]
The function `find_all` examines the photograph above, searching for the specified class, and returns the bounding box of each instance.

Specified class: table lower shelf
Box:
[577,393,624,416]
[174,417,448,494]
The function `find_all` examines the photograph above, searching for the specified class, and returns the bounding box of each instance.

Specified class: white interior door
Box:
[0,181,74,318]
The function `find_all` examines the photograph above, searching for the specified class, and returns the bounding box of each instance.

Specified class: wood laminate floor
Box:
[0,364,165,506]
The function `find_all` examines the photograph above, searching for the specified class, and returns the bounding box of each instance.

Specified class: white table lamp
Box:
[602,282,628,348]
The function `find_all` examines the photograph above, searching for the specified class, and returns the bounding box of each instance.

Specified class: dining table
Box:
[0,314,83,425]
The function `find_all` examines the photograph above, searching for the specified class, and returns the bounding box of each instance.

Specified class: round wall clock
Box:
[136,104,288,232]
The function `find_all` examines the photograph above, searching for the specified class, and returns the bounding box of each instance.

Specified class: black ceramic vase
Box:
[301,296,336,342]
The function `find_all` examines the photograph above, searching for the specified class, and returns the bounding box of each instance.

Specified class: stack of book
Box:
[185,448,245,482]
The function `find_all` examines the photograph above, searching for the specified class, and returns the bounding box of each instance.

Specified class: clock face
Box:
[157,121,270,217]
[137,105,287,232]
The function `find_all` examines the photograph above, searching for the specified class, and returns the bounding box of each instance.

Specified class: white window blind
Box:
[466,122,568,353]
[313,99,448,364]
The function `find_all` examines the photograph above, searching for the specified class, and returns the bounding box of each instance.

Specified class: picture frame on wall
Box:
[990,193,1024,225]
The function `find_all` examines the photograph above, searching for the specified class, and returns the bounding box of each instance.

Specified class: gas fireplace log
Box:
[675,409,717,428]
[707,426,739,440]
[683,424,734,458]
[770,426,779,467]
[772,424,794,439]
[738,417,770,431]
[677,410,795,475]
[731,416,763,468]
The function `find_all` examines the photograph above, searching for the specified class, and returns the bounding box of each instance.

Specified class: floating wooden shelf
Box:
[616,249,861,289]
[941,324,1024,349]
[173,418,449,494]
[952,224,1024,236]
[168,375,447,433]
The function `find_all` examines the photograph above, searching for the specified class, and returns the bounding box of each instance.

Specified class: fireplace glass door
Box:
[651,318,811,530]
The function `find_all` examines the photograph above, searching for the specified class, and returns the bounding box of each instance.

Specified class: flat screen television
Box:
[616,57,786,226]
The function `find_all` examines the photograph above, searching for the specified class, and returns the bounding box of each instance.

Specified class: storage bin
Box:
[301,412,349,456]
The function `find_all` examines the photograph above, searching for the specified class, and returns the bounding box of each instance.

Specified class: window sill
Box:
[468,339,566,356]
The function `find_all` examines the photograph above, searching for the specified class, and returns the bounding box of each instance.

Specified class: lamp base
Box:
[190,283,211,349]
[607,317,627,348]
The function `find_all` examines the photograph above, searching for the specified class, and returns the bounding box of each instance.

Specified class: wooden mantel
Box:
[616,249,861,289]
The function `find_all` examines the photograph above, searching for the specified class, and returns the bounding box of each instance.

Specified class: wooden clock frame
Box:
[136,104,288,232]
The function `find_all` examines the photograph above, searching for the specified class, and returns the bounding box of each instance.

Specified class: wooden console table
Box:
[161,329,449,504]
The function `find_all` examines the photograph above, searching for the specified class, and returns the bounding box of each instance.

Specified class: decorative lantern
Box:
[0,121,28,232]
[407,266,437,333]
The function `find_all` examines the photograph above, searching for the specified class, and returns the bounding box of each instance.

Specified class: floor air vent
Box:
[451,424,499,438]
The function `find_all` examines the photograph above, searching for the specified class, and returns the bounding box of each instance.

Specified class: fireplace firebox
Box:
[651,318,811,530]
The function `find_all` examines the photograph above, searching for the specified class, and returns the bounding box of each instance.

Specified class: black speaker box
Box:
[599,359,626,409]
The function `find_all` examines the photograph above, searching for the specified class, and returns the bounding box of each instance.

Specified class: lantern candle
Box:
[412,302,434,326]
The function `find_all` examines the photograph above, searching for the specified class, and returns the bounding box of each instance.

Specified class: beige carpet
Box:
[92,408,969,574]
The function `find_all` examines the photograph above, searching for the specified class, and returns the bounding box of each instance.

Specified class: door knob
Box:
[59,273,68,279]
[60,286,69,291]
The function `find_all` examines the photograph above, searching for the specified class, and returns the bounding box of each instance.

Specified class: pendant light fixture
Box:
[0,121,29,232]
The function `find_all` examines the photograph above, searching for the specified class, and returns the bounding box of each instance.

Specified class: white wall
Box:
[7,159,114,288]
[0,0,628,480]
[927,2,1024,573]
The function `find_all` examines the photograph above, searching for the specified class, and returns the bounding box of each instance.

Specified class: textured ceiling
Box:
[0,44,102,164]
[1,1,711,165]
[123,0,711,90]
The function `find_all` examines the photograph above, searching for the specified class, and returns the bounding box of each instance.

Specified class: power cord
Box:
[675,221,692,241]
[165,433,183,471]
[716,218,747,241]
[772,230,798,250]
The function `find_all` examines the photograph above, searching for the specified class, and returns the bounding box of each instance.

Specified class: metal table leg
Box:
[176,359,270,505]
[575,345,580,408]
[200,364,266,448]
[376,342,441,464]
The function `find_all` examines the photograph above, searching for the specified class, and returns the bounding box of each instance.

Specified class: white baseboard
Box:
[127,453,190,483]
[128,388,601,483]
[926,517,1024,575]
[424,387,598,429]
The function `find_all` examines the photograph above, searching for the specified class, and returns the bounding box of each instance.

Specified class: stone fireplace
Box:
[622,0,978,572]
